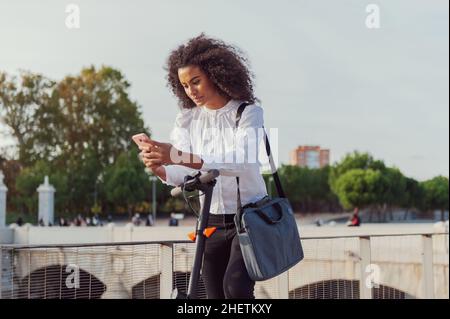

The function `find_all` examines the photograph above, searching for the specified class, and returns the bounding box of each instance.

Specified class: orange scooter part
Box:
[188,231,196,242]
[203,226,217,238]
[187,227,217,242]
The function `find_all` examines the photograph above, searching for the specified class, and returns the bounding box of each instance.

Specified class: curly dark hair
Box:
[165,33,258,109]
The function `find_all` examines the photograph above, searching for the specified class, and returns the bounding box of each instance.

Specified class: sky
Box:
[0,0,448,181]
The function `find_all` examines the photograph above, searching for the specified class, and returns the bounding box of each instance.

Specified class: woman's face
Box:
[178,65,220,107]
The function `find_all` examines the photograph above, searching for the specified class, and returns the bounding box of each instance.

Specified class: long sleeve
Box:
[200,105,264,176]
[162,164,197,187]
[159,109,197,186]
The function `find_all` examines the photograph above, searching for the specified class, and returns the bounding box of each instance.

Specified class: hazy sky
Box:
[0,0,448,181]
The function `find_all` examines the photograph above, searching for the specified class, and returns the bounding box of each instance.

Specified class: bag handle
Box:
[235,102,286,214]
[255,202,284,224]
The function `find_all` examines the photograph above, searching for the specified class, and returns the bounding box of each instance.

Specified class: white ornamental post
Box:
[37,176,55,226]
[0,171,7,227]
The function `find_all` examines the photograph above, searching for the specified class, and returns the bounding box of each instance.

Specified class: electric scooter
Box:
[170,169,220,299]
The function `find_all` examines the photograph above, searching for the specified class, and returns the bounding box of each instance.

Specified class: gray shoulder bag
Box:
[234,102,304,281]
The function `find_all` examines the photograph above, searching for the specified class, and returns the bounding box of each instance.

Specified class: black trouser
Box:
[201,213,255,299]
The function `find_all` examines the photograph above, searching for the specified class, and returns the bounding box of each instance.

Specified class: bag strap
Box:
[235,102,286,213]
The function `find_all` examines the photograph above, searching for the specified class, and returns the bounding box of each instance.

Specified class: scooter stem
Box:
[186,181,215,299]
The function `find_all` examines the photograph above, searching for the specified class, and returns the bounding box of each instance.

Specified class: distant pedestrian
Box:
[16,216,24,227]
[169,213,179,226]
[132,213,142,226]
[59,217,67,226]
[347,207,361,227]
[146,214,154,226]
[75,215,82,226]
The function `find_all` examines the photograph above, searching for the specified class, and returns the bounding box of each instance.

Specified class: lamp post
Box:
[94,174,103,207]
[92,173,103,222]
[0,171,7,228]
[149,176,157,223]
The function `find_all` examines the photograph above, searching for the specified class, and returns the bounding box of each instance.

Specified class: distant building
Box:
[290,146,330,169]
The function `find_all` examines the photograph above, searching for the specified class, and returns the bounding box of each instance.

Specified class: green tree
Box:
[0,71,55,166]
[399,177,423,219]
[329,152,414,222]
[272,165,340,212]
[334,169,387,211]
[329,151,386,195]
[103,149,152,218]
[1,66,150,215]
[0,157,22,214]
[311,166,341,212]
[15,160,68,219]
[66,146,103,215]
[31,66,149,168]
[421,176,449,221]
[377,167,407,221]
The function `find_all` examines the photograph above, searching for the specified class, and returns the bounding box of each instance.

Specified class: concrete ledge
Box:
[0,227,13,244]
[0,223,447,246]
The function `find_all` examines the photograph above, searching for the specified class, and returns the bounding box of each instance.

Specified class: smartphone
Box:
[132,133,151,148]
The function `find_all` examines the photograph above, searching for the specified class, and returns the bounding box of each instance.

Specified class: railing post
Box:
[421,234,434,299]
[160,243,173,299]
[359,236,372,299]
[277,271,289,299]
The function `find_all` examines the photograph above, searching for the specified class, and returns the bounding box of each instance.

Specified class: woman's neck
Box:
[204,96,230,110]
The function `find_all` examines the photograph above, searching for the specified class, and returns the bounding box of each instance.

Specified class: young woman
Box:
[139,34,268,299]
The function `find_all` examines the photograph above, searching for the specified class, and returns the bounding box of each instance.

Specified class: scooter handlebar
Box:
[170,169,219,197]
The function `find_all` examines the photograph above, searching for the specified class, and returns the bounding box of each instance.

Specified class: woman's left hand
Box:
[140,139,177,166]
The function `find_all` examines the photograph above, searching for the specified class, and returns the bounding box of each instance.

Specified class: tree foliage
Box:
[0,66,150,217]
